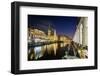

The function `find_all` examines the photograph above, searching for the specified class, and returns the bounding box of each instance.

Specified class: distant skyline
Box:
[28,15,80,39]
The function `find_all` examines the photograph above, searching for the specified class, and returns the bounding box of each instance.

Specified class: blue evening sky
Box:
[28,15,80,39]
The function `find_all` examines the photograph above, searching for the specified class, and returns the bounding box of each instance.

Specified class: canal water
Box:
[28,42,78,61]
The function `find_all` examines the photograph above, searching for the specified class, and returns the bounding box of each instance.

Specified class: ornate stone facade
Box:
[73,17,88,46]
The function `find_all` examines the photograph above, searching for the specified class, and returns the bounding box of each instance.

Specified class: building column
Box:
[77,28,80,43]
[73,26,80,43]
[79,24,83,45]
[82,17,88,46]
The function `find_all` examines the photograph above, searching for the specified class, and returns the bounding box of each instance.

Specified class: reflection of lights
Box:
[60,43,64,47]
[34,46,41,53]
[34,46,42,59]
[41,45,46,55]
[53,43,58,56]
[28,49,31,54]
[30,54,34,60]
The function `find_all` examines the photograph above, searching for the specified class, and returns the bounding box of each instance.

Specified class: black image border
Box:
[11,1,98,74]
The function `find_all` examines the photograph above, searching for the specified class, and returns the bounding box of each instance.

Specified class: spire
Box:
[48,24,51,30]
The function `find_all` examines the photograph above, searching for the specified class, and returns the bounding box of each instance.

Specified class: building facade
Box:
[73,17,88,46]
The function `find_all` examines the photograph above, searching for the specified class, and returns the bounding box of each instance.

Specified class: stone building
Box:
[73,17,88,46]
